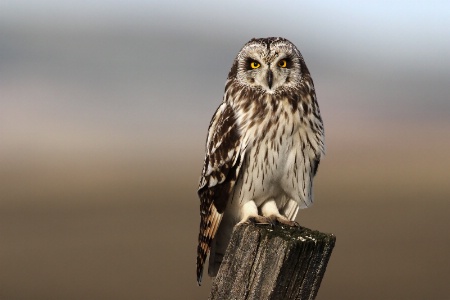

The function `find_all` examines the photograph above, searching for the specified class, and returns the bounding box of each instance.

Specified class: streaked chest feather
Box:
[233,95,319,205]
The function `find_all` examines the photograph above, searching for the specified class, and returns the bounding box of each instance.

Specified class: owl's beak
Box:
[267,69,273,89]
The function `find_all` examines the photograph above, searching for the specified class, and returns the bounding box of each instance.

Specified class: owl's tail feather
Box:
[207,213,235,278]
[197,203,222,285]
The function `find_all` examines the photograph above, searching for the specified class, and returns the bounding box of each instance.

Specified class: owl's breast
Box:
[235,97,316,207]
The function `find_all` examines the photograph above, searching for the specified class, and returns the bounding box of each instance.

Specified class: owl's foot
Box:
[244,215,276,226]
[269,215,299,227]
[239,201,275,226]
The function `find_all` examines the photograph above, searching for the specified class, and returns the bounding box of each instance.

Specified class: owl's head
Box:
[228,37,309,94]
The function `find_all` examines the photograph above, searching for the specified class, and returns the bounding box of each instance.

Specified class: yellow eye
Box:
[278,59,287,68]
[250,61,261,69]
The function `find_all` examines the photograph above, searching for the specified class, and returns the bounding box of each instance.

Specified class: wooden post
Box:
[209,223,336,300]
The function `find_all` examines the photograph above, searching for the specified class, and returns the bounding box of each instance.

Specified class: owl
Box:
[196,37,325,285]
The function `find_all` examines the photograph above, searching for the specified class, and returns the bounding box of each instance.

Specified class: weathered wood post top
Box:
[210,223,336,300]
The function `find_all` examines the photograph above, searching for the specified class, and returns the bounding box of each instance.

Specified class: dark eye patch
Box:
[280,57,293,69]
[245,57,261,70]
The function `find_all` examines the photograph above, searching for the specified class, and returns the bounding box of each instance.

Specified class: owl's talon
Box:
[269,215,299,227]
[247,216,275,227]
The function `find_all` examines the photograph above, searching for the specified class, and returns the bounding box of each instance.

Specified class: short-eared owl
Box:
[197,37,325,285]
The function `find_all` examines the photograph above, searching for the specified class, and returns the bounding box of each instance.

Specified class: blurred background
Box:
[1,1,450,299]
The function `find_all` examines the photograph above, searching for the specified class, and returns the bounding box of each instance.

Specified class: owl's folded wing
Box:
[196,101,243,285]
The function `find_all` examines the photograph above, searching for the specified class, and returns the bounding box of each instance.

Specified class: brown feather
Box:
[196,103,241,285]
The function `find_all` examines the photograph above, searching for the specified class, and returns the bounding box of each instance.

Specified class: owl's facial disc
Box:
[233,38,303,94]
